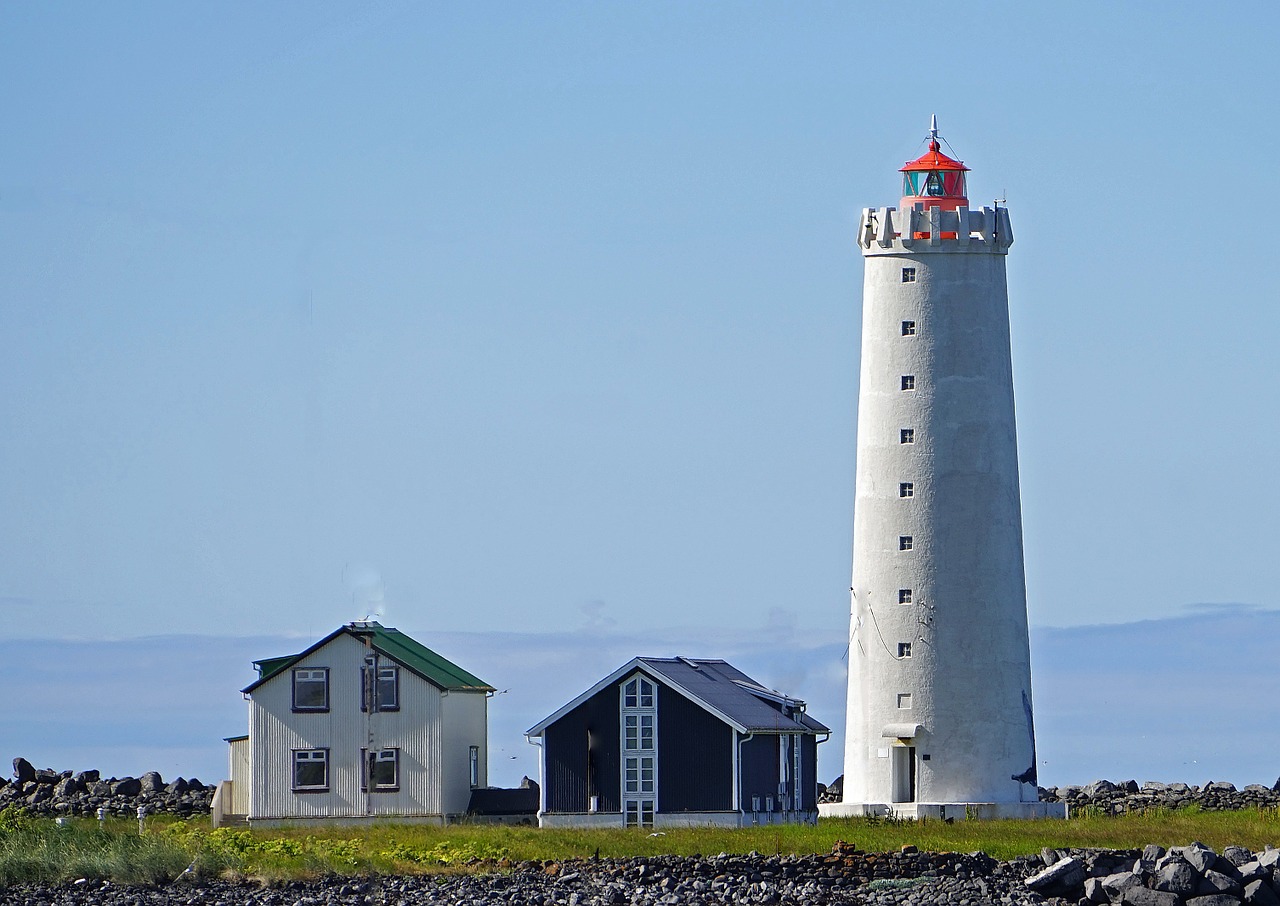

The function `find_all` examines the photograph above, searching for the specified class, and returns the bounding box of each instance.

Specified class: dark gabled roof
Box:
[242,622,493,695]
[526,656,829,737]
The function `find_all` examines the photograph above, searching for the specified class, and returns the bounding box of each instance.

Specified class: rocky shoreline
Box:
[0,758,213,818]
[3,843,1280,906]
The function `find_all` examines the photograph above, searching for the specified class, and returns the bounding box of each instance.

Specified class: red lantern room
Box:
[900,115,969,212]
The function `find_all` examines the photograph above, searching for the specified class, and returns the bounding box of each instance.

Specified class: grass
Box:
[1,806,1277,885]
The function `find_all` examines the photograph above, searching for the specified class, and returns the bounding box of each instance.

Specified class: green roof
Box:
[243,622,493,694]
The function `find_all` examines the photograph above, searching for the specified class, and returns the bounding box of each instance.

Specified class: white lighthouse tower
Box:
[823,120,1061,819]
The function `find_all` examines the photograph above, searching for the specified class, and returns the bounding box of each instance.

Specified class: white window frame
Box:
[469,745,480,789]
[901,320,916,336]
[901,375,915,391]
[897,693,913,710]
[899,536,913,551]
[898,588,913,604]
[621,672,658,827]
[900,428,915,444]
[902,267,917,283]
[292,748,329,792]
[900,482,914,498]
[898,642,912,659]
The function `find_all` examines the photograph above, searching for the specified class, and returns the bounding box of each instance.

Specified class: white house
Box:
[215,621,493,826]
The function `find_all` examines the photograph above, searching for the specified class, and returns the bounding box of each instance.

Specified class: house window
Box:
[361,663,400,711]
[292,668,329,712]
[625,799,655,828]
[900,428,915,444]
[901,320,916,336]
[469,746,480,789]
[902,267,917,283]
[899,482,914,498]
[899,536,913,551]
[898,588,912,604]
[623,677,654,709]
[624,714,655,751]
[901,375,915,391]
[897,693,913,709]
[625,756,655,794]
[361,748,400,792]
[292,749,329,792]
[898,642,912,658]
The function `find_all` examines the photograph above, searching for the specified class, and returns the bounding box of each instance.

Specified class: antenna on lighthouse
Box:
[929,114,938,143]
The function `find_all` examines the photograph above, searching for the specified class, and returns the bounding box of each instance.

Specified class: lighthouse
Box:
[822,120,1062,819]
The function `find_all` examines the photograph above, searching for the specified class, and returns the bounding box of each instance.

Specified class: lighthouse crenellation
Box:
[858,205,1013,251]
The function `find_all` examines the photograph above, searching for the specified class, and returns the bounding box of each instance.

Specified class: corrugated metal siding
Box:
[801,735,818,810]
[544,690,620,813]
[440,690,488,815]
[228,738,251,815]
[249,633,446,819]
[657,684,732,812]
[739,734,779,810]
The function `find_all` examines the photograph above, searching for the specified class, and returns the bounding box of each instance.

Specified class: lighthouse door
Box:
[891,746,917,803]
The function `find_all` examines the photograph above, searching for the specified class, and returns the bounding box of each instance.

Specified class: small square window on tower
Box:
[898,588,912,604]
[899,482,914,498]
[901,375,915,391]
[897,693,913,709]
[900,428,915,444]
[901,320,916,336]
[897,642,912,658]
[899,536,913,551]
[901,267,917,283]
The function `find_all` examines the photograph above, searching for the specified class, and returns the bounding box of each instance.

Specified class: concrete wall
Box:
[841,203,1037,807]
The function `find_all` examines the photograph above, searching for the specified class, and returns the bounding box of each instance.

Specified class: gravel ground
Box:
[0,848,1058,906]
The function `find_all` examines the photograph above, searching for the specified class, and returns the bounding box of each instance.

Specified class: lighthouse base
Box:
[818,800,1066,821]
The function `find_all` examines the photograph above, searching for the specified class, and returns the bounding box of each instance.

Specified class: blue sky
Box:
[3,3,1278,787]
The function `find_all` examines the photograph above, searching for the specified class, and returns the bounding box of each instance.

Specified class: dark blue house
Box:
[525,657,829,828]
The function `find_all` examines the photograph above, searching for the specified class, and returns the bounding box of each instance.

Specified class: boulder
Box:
[74,770,99,784]
[139,772,164,793]
[165,778,189,795]
[111,777,141,797]
[1245,879,1280,906]
[34,769,60,785]
[1189,896,1249,906]
[1154,858,1198,896]
[1181,842,1220,874]
[1224,847,1256,868]
[12,758,36,784]
[1122,888,1182,906]
[1198,869,1243,898]
[1102,871,1144,899]
[1025,856,1085,894]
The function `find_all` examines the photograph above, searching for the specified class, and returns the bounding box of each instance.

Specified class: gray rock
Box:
[1183,843,1221,874]
[139,771,164,793]
[1246,879,1280,906]
[1225,848,1257,868]
[1025,856,1086,893]
[1155,858,1199,895]
[1103,870,1145,899]
[74,770,100,784]
[1260,851,1280,871]
[1188,896,1248,906]
[1083,876,1109,904]
[1199,869,1243,896]
[111,777,141,796]
[12,757,36,783]
[1144,844,1169,863]
[1123,888,1183,906]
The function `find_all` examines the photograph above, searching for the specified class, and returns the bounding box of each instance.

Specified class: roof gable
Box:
[242,622,493,695]
[525,656,828,737]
